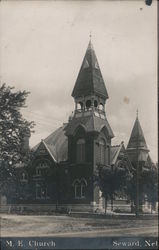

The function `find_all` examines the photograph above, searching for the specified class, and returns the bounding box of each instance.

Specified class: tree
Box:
[141,165,158,213]
[97,161,132,214]
[126,162,158,214]
[0,83,34,195]
[97,165,113,214]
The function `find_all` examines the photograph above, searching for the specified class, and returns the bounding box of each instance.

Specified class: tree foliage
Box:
[97,160,132,213]
[126,161,158,211]
[0,84,35,192]
[140,164,158,210]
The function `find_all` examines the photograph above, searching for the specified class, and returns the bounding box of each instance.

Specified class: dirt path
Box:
[48,226,157,237]
[1,214,158,237]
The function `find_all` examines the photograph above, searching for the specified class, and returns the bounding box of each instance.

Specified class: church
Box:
[12,39,155,213]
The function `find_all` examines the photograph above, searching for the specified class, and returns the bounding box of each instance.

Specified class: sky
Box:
[0,0,157,162]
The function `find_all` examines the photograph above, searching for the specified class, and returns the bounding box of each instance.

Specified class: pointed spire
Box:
[72,39,108,100]
[87,40,94,51]
[87,31,93,50]
[127,115,149,151]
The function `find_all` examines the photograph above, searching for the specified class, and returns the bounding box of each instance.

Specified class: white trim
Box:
[81,178,87,186]
[72,178,80,186]
[42,140,57,162]
[111,143,123,165]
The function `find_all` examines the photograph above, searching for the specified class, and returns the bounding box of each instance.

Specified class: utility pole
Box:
[135,110,139,217]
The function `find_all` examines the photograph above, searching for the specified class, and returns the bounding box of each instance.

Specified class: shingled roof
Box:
[110,144,122,165]
[33,124,68,163]
[32,121,134,168]
[65,115,114,138]
[72,40,108,100]
[127,117,148,151]
[33,120,115,164]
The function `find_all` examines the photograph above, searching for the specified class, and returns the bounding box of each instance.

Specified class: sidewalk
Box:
[69,211,158,220]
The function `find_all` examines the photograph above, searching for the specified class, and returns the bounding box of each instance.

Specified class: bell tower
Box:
[65,39,114,210]
[72,39,108,116]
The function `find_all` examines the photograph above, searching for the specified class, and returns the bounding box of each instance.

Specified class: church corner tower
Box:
[65,39,114,210]
[126,113,149,167]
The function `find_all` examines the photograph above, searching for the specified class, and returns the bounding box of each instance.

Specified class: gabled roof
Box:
[42,140,57,162]
[110,142,133,171]
[110,144,122,165]
[72,40,108,100]
[144,154,154,169]
[33,124,68,163]
[127,117,149,151]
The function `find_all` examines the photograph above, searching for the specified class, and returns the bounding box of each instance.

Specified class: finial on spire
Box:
[89,31,92,41]
[88,31,93,50]
[136,108,139,118]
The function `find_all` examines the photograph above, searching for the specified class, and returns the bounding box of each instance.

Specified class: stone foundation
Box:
[1,201,158,214]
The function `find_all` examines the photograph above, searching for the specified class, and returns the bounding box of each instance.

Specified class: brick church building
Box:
[8,39,155,212]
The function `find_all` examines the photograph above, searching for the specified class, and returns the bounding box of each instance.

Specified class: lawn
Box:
[0,214,158,237]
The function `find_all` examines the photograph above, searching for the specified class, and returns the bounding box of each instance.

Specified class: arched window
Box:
[73,179,87,199]
[86,100,91,110]
[77,102,83,111]
[94,100,98,108]
[38,162,49,168]
[36,160,50,176]
[74,181,81,198]
[81,180,86,198]
[99,139,105,165]
[76,138,85,163]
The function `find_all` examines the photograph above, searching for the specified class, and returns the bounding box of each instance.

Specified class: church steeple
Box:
[127,116,148,151]
[72,39,108,100]
[65,39,114,209]
[65,39,114,139]
[127,113,149,162]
